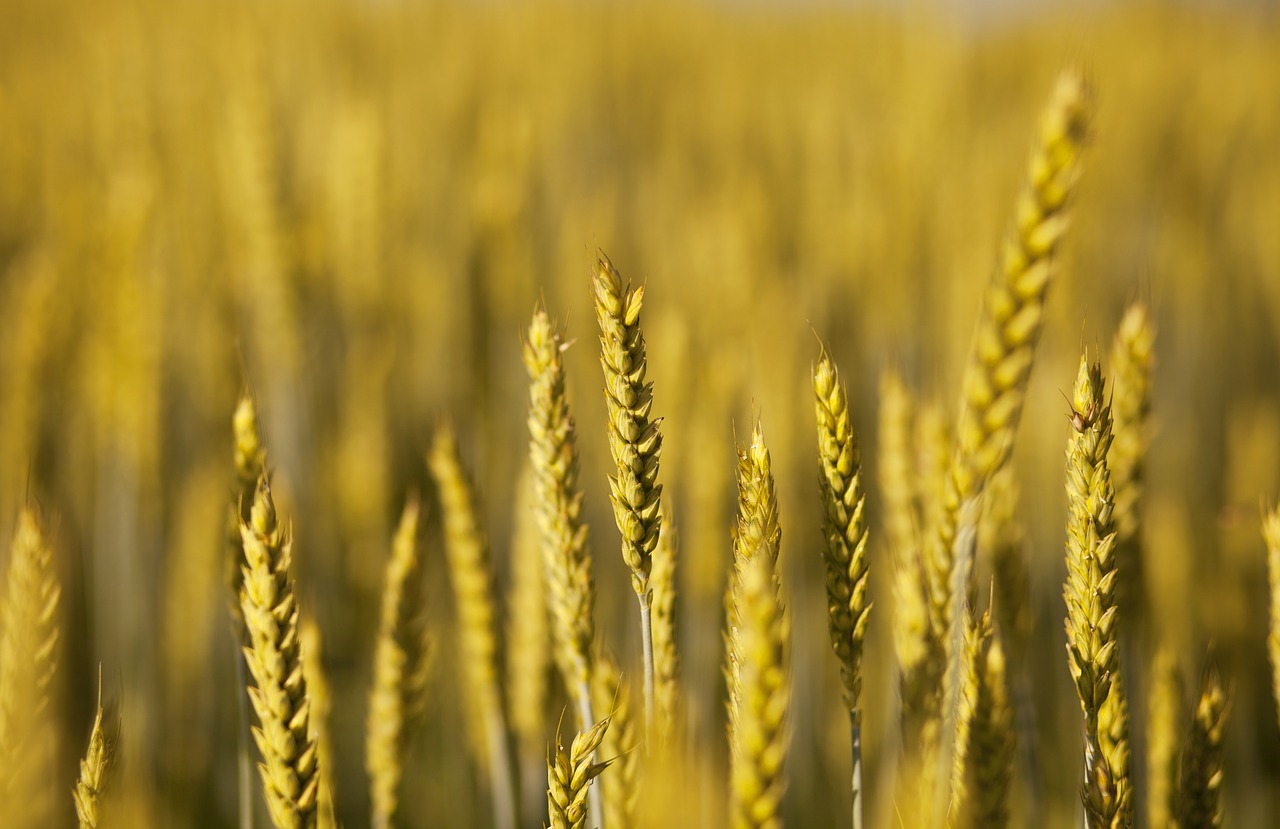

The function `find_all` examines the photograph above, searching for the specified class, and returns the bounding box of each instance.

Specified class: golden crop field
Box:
[1,0,1279,827]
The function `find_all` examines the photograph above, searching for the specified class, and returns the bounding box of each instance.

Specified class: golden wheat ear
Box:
[546,714,614,829]
[1173,660,1230,829]
[366,497,429,829]
[238,476,322,829]
[73,666,115,829]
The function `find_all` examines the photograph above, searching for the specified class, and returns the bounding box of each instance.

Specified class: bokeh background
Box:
[1,0,1279,825]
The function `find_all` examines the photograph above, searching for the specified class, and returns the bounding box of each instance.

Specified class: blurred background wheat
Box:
[1,0,1279,826]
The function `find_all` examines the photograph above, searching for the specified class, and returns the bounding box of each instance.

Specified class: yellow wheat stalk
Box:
[949,607,1014,829]
[594,253,665,742]
[547,715,614,829]
[367,498,429,829]
[74,669,114,829]
[0,507,61,829]
[1108,301,1155,620]
[650,510,679,746]
[1062,356,1130,829]
[239,477,321,829]
[427,424,516,829]
[813,351,870,829]
[1145,645,1185,829]
[298,618,336,829]
[1173,663,1230,829]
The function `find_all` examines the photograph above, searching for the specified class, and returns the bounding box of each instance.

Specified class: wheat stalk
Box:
[927,68,1093,672]
[1108,301,1155,620]
[1263,504,1280,726]
[877,368,918,563]
[813,351,870,829]
[1145,645,1185,829]
[593,253,664,742]
[427,424,516,829]
[298,618,335,829]
[1061,355,1130,829]
[74,668,114,829]
[592,652,638,829]
[949,607,1014,829]
[0,506,61,828]
[367,497,429,829]
[1173,662,1230,829]
[650,509,679,746]
[238,477,321,829]
[547,715,614,829]
[727,546,790,829]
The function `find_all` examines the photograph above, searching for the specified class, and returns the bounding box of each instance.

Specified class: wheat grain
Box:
[427,424,516,829]
[74,668,113,829]
[367,497,429,829]
[1061,355,1130,829]
[239,477,321,829]
[813,351,870,829]
[727,549,790,829]
[950,607,1013,829]
[1173,663,1229,829]
[547,715,614,829]
[0,506,61,828]
[594,252,665,742]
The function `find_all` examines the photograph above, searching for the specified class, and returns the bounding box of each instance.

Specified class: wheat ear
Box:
[1108,301,1155,621]
[927,68,1093,662]
[594,253,664,742]
[727,545,790,829]
[1145,646,1185,829]
[0,506,61,827]
[547,715,614,829]
[367,498,429,829]
[1061,355,1130,829]
[726,424,782,751]
[814,351,870,829]
[427,424,516,829]
[1263,504,1280,726]
[74,668,114,829]
[229,393,265,829]
[506,462,552,825]
[1173,663,1229,829]
[650,509,680,745]
[239,477,321,829]
[950,607,1014,829]
[524,306,602,824]
[592,652,638,829]
[298,618,335,829]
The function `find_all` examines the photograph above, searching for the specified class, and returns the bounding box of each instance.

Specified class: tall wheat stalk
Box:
[813,351,870,829]
[238,477,321,829]
[1062,356,1131,829]
[367,498,430,829]
[0,507,61,829]
[949,607,1014,829]
[428,425,516,829]
[594,253,665,743]
[524,306,603,825]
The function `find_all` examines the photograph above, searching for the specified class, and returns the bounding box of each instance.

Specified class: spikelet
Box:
[726,424,781,745]
[1145,646,1185,829]
[298,618,336,829]
[950,608,1014,829]
[594,253,664,601]
[1173,664,1229,829]
[813,352,870,827]
[650,510,680,744]
[928,68,1093,651]
[0,507,61,828]
[524,308,597,699]
[1264,504,1280,726]
[727,550,790,829]
[546,715,614,829]
[1108,302,1155,619]
[367,498,429,829]
[73,671,114,829]
[239,477,321,829]
[1061,356,1130,829]
[592,652,639,829]
[427,425,516,829]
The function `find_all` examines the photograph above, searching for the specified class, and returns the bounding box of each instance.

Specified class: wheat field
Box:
[1,0,1280,827]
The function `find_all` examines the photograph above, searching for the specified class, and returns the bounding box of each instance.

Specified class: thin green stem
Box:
[851,712,864,829]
